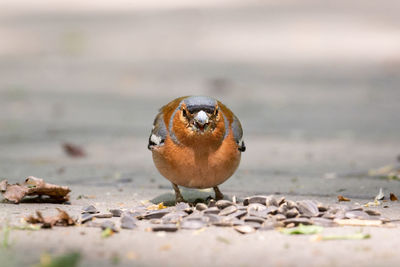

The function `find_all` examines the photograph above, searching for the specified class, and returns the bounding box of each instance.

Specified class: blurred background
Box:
[1,0,399,197]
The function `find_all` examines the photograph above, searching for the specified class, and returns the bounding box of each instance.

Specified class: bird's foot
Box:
[172,183,186,203]
[213,186,224,201]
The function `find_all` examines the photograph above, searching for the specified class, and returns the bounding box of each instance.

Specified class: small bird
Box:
[148,96,245,203]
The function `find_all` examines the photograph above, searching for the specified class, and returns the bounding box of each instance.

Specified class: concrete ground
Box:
[1,0,400,266]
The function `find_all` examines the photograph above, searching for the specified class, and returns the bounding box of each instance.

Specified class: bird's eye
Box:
[215,108,219,116]
[182,108,189,118]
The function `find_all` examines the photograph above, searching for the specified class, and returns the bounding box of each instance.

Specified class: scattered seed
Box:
[297,200,319,217]
[161,211,187,224]
[150,225,178,232]
[285,208,299,218]
[345,211,370,220]
[286,200,298,209]
[175,202,191,213]
[218,205,237,216]
[216,200,234,209]
[142,210,170,220]
[277,196,286,206]
[317,203,328,212]
[195,203,208,211]
[226,210,247,219]
[311,217,337,227]
[109,209,123,217]
[81,213,95,223]
[101,221,118,232]
[203,207,220,215]
[364,210,381,216]
[121,215,137,230]
[180,220,205,230]
[82,205,99,214]
[242,216,265,224]
[234,225,256,234]
[94,213,113,219]
[283,218,313,226]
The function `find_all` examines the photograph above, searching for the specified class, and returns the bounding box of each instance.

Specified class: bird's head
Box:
[179,101,220,135]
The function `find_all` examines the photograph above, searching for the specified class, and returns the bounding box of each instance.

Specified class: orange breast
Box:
[152,132,241,189]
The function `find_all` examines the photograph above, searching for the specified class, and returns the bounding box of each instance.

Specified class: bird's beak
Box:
[193,110,209,131]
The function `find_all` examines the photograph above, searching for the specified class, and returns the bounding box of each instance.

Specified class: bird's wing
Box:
[231,115,246,152]
[148,112,168,150]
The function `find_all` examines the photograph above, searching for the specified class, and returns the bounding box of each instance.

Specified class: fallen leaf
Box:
[62,143,86,157]
[0,176,70,204]
[337,195,351,202]
[312,232,370,241]
[390,193,398,201]
[279,224,323,235]
[25,208,76,228]
[334,219,382,227]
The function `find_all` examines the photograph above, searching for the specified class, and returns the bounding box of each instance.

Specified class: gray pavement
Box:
[1,0,400,266]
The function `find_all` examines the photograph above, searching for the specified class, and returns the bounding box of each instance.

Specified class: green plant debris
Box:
[34,252,81,267]
[11,224,41,231]
[111,253,120,265]
[279,224,323,235]
[216,236,231,244]
[313,233,371,241]
[2,225,10,248]
[101,228,114,238]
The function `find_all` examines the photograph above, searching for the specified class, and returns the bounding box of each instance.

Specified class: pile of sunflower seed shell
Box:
[81,195,391,234]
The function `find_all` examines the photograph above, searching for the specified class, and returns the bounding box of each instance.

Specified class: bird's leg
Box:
[172,183,185,203]
[213,186,224,200]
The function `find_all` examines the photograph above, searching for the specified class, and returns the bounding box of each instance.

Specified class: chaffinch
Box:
[148,96,245,203]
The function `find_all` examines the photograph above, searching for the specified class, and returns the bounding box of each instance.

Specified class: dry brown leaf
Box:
[63,143,86,157]
[0,176,70,203]
[25,208,76,228]
[337,195,351,202]
[390,193,398,201]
